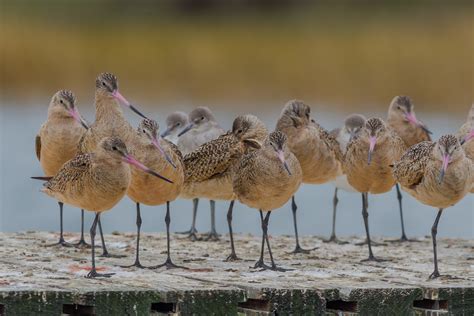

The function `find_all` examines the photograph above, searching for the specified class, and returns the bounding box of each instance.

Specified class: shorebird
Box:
[387,96,432,241]
[343,118,407,261]
[393,135,473,278]
[327,114,366,243]
[177,106,225,241]
[40,137,172,278]
[233,131,302,271]
[78,72,149,256]
[182,115,268,260]
[275,100,342,253]
[161,111,188,145]
[35,90,89,247]
[123,118,184,269]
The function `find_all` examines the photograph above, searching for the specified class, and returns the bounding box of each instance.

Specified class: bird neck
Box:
[94,94,126,124]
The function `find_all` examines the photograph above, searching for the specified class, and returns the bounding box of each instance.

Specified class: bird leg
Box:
[360,193,384,262]
[46,202,73,247]
[98,217,125,258]
[252,211,272,270]
[288,196,314,254]
[74,209,91,248]
[86,213,114,278]
[149,202,187,270]
[177,198,201,241]
[324,188,348,245]
[264,212,292,272]
[204,200,220,241]
[225,200,241,261]
[429,209,444,279]
[120,203,145,268]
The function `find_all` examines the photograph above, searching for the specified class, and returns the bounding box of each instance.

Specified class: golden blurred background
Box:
[1,1,473,113]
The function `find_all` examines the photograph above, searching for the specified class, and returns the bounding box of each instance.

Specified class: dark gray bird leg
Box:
[225,200,240,261]
[263,211,292,272]
[429,209,444,279]
[149,202,187,270]
[86,212,114,278]
[288,196,312,253]
[324,188,348,244]
[46,202,73,247]
[121,203,145,268]
[253,210,271,270]
[98,216,125,258]
[204,200,220,241]
[178,198,200,241]
[360,193,384,262]
[74,209,91,248]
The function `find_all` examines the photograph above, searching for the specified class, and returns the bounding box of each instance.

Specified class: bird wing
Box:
[183,133,241,182]
[44,153,93,193]
[392,141,435,189]
[317,124,344,163]
[35,135,41,161]
[164,139,183,161]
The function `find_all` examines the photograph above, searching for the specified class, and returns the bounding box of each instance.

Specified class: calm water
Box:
[0,103,472,239]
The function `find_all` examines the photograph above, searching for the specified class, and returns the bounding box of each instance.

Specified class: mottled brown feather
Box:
[392,141,435,189]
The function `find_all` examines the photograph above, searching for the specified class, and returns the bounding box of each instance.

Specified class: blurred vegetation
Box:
[1,1,473,112]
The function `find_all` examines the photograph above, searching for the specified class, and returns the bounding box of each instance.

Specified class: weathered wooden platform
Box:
[0,231,473,315]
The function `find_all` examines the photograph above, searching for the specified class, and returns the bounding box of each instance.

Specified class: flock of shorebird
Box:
[33,72,474,279]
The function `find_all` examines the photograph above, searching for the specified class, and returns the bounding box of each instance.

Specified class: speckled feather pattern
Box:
[344,119,407,194]
[393,136,474,208]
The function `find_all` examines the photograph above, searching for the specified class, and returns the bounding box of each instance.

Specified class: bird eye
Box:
[112,146,117,151]
[201,116,205,120]
[142,129,146,133]
[177,123,181,126]
[59,100,64,104]
[102,82,106,87]
[311,119,315,123]
[237,129,243,134]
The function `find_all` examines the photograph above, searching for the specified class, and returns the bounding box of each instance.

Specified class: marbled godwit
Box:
[393,135,473,278]
[275,100,342,253]
[35,90,89,247]
[326,114,366,243]
[123,119,184,269]
[40,137,172,278]
[79,72,149,256]
[161,111,188,145]
[387,96,432,241]
[233,131,302,271]
[343,118,407,261]
[458,105,474,193]
[182,115,268,260]
[177,107,225,241]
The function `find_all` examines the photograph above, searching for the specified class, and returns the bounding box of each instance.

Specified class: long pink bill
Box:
[277,150,291,175]
[367,136,376,165]
[112,90,148,120]
[461,129,474,145]
[123,154,173,184]
[151,138,177,169]
[438,154,451,184]
[69,108,89,129]
[405,112,432,135]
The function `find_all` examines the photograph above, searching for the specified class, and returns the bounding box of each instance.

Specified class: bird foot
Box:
[355,239,385,246]
[251,260,292,272]
[73,239,92,249]
[45,238,74,248]
[428,270,441,280]
[100,251,126,258]
[360,255,388,263]
[224,253,241,262]
[177,227,198,235]
[148,258,188,270]
[386,236,421,243]
[85,269,115,279]
[186,232,202,242]
[203,231,220,241]
[287,244,314,254]
[323,236,349,245]
[118,261,146,269]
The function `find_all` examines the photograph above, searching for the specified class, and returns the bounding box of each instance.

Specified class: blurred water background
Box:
[1,1,473,238]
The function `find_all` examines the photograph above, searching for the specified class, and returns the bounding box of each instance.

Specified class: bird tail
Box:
[31,176,53,181]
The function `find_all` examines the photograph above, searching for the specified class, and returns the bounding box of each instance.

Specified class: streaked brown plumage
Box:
[275,100,342,253]
[233,131,302,271]
[458,105,474,172]
[79,73,142,154]
[42,137,170,278]
[124,119,185,269]
[36,90,88,247]
[393,135,473,278]
[343,117,407,261]
[387,96,431,147]
[387,95,432,241]
[182,114,268,260]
